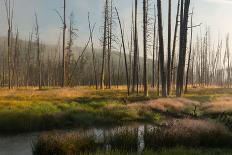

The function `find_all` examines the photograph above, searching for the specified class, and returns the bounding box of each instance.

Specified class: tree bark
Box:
[115,7,130,96]
[157,0,167,97]
[143,0,148,97]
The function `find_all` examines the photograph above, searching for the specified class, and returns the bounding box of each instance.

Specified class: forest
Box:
[1,0,232,155]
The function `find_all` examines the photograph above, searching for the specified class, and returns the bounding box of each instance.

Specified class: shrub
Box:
[33,132,103,155]
[144,119,232,149]
[107,128,138,152]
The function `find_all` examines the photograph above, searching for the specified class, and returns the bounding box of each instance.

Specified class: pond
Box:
[0,125,152,155]
[0,133,38,155]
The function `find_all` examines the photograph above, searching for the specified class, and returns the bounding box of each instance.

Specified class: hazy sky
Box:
[0,0,231,50]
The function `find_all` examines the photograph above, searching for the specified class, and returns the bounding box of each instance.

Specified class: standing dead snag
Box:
[55,0,67,87]
[35,13,42,90]
[88,13,98,90]
[157,0,167,97]
[1,42,6,87]
[62,0,67,87]
[171,0,180,93]
[152,4,157,89]
[226,35,230,88]
[185,11,201,92]
[26,32,33,87]
[115,7,130,96]
[185,11,193,93]
[176,0,191,97]
[13,28,19,87]
[100,0,108,90]
[66,12,78,86]
[4,0,14,89]
[167,0,172,95]
[107,0,113,89]
[143,0,148,97]
[132,0,139,94]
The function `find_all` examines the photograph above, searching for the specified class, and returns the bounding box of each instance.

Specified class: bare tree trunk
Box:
[226,35,230,88]
[88,13,98,90]
[35,13,42,90]
[152,4,157,89]
[132,0,138,94]
[117,44,122,89]
[157,0,167,97]
[171,0,180,94]
[176,0,191,97]
[107,0,113,89]
[167,0,172,95]
[62,0,67,87]
[143,0,148,97]
[2,43,6,87]
[115,7,130,96]
[101,0,108,90]
[185,12,193,93]
[4,0,13,90]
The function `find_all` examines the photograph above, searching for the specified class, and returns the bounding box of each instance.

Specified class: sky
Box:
[0,0,231,51]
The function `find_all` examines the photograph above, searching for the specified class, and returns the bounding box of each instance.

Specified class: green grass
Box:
[1,87,232,134]
[0,87,160,134]
[183,87,232,103]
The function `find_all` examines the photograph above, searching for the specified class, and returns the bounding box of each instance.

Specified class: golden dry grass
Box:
[201,96,232,113]
[124,98,199,113]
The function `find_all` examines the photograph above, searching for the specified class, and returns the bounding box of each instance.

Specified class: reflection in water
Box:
[0,125,153,155]
[0,133,37,155]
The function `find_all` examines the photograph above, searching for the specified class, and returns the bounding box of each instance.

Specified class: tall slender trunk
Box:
[152,4,157,88]
[157,0,167,97]
[62,0,67,87]
[185,12,193,93]
[101,0,108,89]
[171,0,180,94]
[176,0,191,97]
[143,0,148,97]
[4,0,13,89]
[167,0,172,95]
[115,7,130,96]
[35,13,42,89]
[132,0,138,94]
[88,13,98,90]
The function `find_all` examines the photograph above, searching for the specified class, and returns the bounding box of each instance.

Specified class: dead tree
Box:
[176,0,191,97]
[55,0,67,87]
[62,0,67,87]
[115,7,130,96]
[132,0,139,94]
[226,35,230,87]
[26,32,33,87]
[143,0,148,97]
[107,0,113,89]
[170,0,180,93]
[13,28,19,87]
[185,12,193,93]
[88,13,98,89]
[4,0,14,89]
[157,0,167,97]
[152,4,157,88]
[34,13,42,89]
[100,0,108,89]
[167,0,172,95]
[66,12,78,86]
[1,42,6,87]
[117,44,122,88]
[185,11,201,92]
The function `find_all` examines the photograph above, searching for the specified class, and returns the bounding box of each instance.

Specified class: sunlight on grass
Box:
[1,86,232,134]
[0,87,161,134]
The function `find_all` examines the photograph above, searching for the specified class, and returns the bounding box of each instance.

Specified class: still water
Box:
[0,125,151,155]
